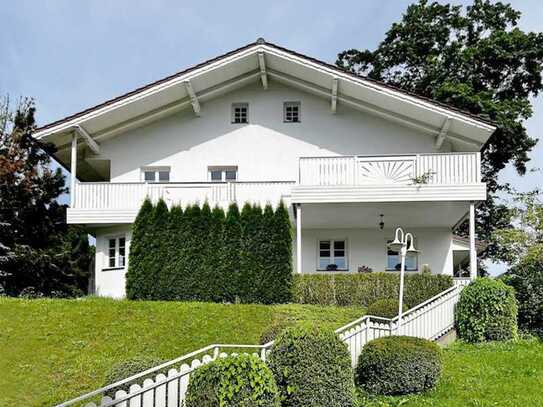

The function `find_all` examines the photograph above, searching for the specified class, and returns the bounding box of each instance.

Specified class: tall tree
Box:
[336,0,543,259]
[0,97,92,296]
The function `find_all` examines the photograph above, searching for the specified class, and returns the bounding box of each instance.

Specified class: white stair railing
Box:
[57,283,467,407]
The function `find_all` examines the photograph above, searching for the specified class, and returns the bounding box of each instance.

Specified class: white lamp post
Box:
[388,227,418,334]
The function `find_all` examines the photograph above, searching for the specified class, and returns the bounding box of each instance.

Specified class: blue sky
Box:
[2,1,541,271]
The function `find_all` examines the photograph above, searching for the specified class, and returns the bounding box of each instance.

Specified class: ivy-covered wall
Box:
[126,199,293,303]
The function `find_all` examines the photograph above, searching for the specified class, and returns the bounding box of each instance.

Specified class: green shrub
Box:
[268,325,355,407]
[367,298,408,319]
[455,278,518,343]
[103,356,164,398]
[292,273,452,308]
[185,354,280,407]
[505,257,543,337]
[355,336,442,395]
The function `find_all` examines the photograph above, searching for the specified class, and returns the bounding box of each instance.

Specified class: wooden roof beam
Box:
[183,80,201,116]
[331,77,339,114]
[258,52,268,89]
[435,118,451,150]
[74,125,100,154]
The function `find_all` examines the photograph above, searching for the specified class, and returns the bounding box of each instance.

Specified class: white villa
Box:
[35,39,495,298]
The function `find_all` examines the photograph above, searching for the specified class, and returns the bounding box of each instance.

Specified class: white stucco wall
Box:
[94,225,132,299]
[98,81,443,183]
[297,227,454,275]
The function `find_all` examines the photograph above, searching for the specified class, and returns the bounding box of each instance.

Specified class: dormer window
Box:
[231,103,248,124]
[284,102,300,123]
[142,167,170,182]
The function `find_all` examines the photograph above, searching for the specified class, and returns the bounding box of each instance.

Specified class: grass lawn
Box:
[358,338,543,407]
[0,296,364,406]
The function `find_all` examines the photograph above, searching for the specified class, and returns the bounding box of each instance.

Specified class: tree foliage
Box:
[336,0,543,257]
[0,97,93,296]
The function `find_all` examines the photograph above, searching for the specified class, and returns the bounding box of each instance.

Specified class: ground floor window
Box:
[386,240,418,271]
[318,239,347,271]
[107,236,126,268]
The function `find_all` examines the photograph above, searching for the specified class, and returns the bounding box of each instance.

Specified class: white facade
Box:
[35,40,494,298]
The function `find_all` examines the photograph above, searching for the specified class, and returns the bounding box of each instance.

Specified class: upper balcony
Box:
[68,181,295,224]
[291,152,485,204]
[67,152,486,225]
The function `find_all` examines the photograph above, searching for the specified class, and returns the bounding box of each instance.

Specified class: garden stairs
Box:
[57,278,471,407]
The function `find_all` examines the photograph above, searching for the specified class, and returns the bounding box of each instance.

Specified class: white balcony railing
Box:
[73,181,295,210]
[298,152,481,186]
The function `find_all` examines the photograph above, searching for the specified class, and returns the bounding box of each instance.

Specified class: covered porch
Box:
[292,201,478,278]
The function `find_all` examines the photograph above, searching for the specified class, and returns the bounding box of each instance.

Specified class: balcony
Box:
[292,152,485,203]
[68,181,295,224]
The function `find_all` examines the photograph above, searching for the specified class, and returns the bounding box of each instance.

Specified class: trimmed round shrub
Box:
[103,356,164,397]
[185,354,280,407]
[455,278,518,343]
[268,325,355,407]
[367,298,408,319]
[356,336,442,395]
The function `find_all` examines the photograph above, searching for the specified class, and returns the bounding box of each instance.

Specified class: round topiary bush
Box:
[185,353,280,407]
[367,298,408,319]
[455,277,518,343]
[268,325,355,407]
[356,336,442,395]
[103,356,165,397]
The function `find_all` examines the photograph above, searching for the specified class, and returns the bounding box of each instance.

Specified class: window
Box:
[231,103,248,123]
[107,236,126,269]
[283,102,300,123]
[142,167,170,182]
[387,240,418,271]
[208,166,238,182]
[318,239,347,270]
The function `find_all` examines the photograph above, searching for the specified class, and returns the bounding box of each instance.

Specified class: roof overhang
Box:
[35,40,497,164]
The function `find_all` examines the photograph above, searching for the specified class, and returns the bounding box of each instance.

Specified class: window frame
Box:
[231,103,249,124]
[208,166,238,182]
[317,238,349,271]
[141,166,171,183]
[385,239,418,272]
[283,101,301,123]
[104,235,127,270]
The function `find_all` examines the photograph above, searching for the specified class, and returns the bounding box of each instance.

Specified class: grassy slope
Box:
[359,339,543,407]
[0,297,364,406]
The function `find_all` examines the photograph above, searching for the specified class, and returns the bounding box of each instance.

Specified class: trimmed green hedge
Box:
[268,325,355,407]
[356,336,442,395]
[126,199,292,303]
[455,277,518,342]
[185,354,280,407]
[292,273,452,308]
[367,298,408,319]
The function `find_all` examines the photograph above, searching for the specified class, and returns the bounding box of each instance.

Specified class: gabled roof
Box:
[35,38,496,154]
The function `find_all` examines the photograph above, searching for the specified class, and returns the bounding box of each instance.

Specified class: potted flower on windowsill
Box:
[326,264,338,271]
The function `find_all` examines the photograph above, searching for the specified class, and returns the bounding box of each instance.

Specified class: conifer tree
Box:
[270,200,294,303]
[159,204,183,299]
[125,198,154,299]
[220,203,242,302]
[196,202,213,300]
[204,206,225,301]
[240,203,263,302]
[259,203,278,303]
[146,199,170,299]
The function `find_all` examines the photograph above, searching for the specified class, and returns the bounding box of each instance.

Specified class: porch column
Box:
[296,204,302,274]
[70,132,78,207]
[469,202,477,280]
